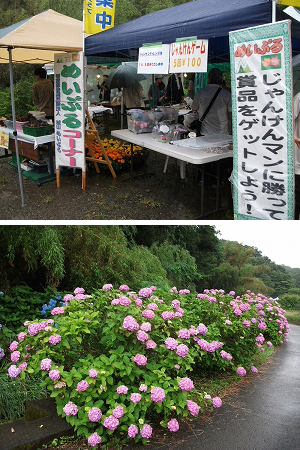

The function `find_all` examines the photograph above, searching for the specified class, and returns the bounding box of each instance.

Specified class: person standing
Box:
[148,75,166,107]
[122,82,145,109]
[192,67,232,136]
[293,91,300,219]
[33,67,54,120]
[166,73,184,105]
[97,74,111,102]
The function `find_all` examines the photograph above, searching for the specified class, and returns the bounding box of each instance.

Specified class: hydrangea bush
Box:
[7,285,289,447]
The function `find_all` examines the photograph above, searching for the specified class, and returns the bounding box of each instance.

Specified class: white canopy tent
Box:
[0,9,83,205]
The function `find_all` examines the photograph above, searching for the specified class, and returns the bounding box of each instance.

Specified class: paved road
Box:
[137,323,300,450]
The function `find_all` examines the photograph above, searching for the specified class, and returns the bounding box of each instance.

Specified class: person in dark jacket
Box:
[166,73,184,105]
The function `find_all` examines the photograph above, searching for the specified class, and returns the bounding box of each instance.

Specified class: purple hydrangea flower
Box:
[172,299,181,308]
[40,358,52,371]
[49,369,60,380]
[122,315,139,331]
[128,424,139,438]
[237,366,246,376]
[187,399,200,416]
[63,401,78,415]
[140,424,152,438]
[77,380,89,391]
[176,343,189,357]
[9,341,18,351]
[88,407,102,422]
[8,365,20,378]
[113,405,125,418]
[212,397,222,408]
[134,354,147,366]
[88,369,98,378]
[146,340,157,349]
[197,323,208,335]
[168,418,179,432]
[49,334,61,345]
[103,415,119,430]
[178,377,194,391]
[130,393,142,403]
[137,330,149,342]
[178,329,190,339]
[165,337,178,350]
[88,432,101,447]
[150,387,165,402]
[11,351,20,362]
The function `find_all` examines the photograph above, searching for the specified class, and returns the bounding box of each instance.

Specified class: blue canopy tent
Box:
[85,0,300,62]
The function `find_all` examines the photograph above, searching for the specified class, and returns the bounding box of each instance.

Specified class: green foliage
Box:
[278,293,300,310]
[0,372,47,423]
[7,285,289,446]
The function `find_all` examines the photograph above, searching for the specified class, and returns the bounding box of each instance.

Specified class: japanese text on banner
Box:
[85,0,116,34]
[230,21,294,220]
[54,53,85,170]
[169,39,208,73]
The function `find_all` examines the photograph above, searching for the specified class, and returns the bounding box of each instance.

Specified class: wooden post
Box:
[56,167,60,187]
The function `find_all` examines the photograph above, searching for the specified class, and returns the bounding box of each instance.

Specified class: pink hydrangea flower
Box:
[178,329,190,339]
[139,287,153,297]
[137,330,149,342]
[116,385,128,394]
[174,364,180,369]
[168,418,179,432]
[146,340,157,349]
[63,401,78,416]
[51,307,65,315]
[242,320,251,327]
[134,354,147,366]
[63,294,74,304]
[147,302,158,310]
[212,397,222,408]
[128,424,139,438]
[178,377,194,391]
[88,407,102,422]
[267,341,273,347]
[197,323,208,335]
[28,323,41,336]
[142,309,155,320]
[18,332,27,341]
[74,287,85,295]
[122,315,139,331]
[40,358,52,371]
[119,284,130,291]
[8,365,21,378]
[119,296,131,306]
[165,337,178,350]
[103,415,119,430]
[179,289,190,294]
[176,343,189,357]
[130,393,142,403]
[161,311,175,320]
[102,284,113,290]
[88,369,98,378]
[19,361,27,371]
[111,298,119,305]
[187,399,200,416]
[113,405,125,418]
[11,351,20,362]
[140,424,152,438]
[220,350,232,360]
[77,380,89,391]
[49,334,61,345]
[49,369,60,380]
[139,384,148,392]
[150,387,165,402]
[141,322,151,332]
[251,365,258,373]
[75,293,86,300]
[237,366,246,376]
[9,341,18,351]
[172,299,181,308]
[135,298,143,306]
[88,432,102,447]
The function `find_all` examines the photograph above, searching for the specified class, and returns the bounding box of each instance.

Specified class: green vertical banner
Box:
[229,20,294,220]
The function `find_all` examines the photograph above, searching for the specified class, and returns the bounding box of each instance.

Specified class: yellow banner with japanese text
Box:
[84,0,116,34]
[277,0,300,7]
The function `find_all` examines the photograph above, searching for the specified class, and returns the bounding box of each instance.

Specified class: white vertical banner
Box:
[229,20,294,220]
[54,52,85,170]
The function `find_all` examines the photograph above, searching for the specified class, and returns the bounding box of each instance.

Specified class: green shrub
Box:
[5,286,289,447]
[278,293,300,310]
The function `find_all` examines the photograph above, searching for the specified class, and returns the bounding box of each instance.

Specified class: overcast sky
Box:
[209,221,299,269]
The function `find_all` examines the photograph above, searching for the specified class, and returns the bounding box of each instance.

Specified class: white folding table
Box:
[111,129,233,218]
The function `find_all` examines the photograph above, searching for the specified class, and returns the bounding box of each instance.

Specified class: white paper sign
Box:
[138,44,170,74]
[169,39,208,73]
[230,20,294,220]
[54,52,85,170]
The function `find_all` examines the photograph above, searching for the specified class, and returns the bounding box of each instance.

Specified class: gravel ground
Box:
[0,115,234,221]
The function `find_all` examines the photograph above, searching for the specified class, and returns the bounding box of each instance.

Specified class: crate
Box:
[127,109,164,134]
[22,124,54,137]
[5,120,29,132]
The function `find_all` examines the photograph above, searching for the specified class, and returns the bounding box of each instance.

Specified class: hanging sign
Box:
[0,127,9,149]
[54,52,85,171]
[138,43,170,74]
[84,0,116,34]
[169,37,208,73]
[277,0,300,6]
[229,20,294,220]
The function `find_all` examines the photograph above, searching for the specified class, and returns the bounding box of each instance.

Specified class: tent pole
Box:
[8,46,25,207]
[272,0,277,23]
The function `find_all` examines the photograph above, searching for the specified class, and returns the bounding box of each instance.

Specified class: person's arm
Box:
[295,134,300,148]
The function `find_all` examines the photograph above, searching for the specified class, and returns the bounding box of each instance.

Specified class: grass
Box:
[285,310,300,324]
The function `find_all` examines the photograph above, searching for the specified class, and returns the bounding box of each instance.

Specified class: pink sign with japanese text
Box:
[54,53,85,171]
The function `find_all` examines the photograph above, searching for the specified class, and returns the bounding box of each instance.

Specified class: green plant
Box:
[6,286,289,447]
